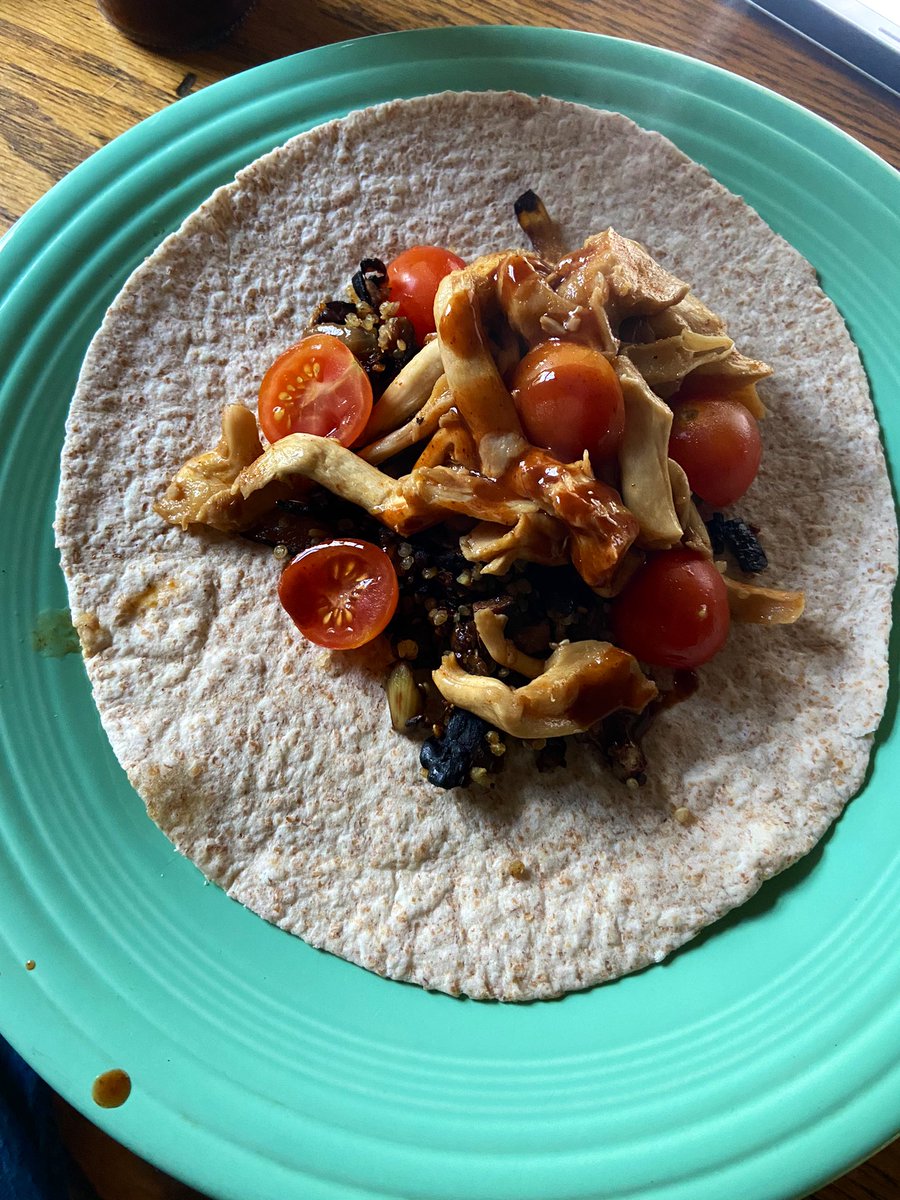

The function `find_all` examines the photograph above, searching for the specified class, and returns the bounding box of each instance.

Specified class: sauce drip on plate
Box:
[92,1069,132,1109]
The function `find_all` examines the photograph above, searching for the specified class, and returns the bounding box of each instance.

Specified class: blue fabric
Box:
[0,1037,82,1200]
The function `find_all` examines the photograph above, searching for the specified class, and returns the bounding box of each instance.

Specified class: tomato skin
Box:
[668,398,761,508]
[386,245,466,344]
[258,333,373,447]
[278,540,399,650]
[610,549,730,669]
[509,340,625,463]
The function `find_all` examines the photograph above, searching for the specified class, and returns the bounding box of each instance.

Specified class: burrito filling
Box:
[157,198,804,790]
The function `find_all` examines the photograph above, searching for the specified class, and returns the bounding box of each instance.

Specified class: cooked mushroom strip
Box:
[434,256,525,444]
[228,433,506,536]
[435,264,638,586]
[651,293,773,396]
[511,450,639,591]
[232,433,373,500]
[408,466,540,527]
[615,357,683,549]
[667,460,712,557]
[495,252,598,347]
[643,292,728,339]
[225,432,556,535]
[413,412,480,471]
[155,422,410,533]
[359,339,444,442]
[514,189,568,261]
[624,330,734,390]
[433,640,657,739]
[723,575,805,624]
[688,348,773,394]
[585,281,619,355]
[155,404,277,532]
[473,608,545,680]
[358,377,453,465]
[459,512,568,575]
[552,229,690,323]
[639,294,773,407]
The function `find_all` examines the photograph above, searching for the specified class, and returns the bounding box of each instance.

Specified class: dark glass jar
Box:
[96,0,255,51]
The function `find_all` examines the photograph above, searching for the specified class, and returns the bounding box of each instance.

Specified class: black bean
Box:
[706,511,727,556]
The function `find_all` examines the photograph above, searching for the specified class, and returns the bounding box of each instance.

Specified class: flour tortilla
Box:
[55,92,896,1001]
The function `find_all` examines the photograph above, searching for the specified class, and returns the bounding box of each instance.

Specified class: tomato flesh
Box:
[278,540,399,650]
[509,339,625,463]
[610,548,730,669]
[258,333,373,447]
[668,397,761,507]
[386,245,465,344]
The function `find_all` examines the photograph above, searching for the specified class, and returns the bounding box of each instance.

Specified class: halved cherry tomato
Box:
[509,339,625,463]
[386,245,466,344]
[258,333,373,446]
[668,397,761,508]
[278,540,399,650]
[610,548,730,669]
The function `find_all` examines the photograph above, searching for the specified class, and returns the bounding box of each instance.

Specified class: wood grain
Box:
[2,1,898,1197]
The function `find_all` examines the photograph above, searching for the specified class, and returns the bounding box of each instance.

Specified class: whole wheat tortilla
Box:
[55,92,896,1001]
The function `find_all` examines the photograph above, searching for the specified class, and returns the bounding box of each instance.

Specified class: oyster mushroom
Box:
[433,640,657,740]
[614,357,683,549]
[473,608,545,680]
[155,404,276,531]
[360,338,445,442]
[722,575,806,624]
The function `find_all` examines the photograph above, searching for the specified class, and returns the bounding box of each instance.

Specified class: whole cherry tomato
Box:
[386,245,466,344]
[668,397,761,507]
[510,339,625,463]
[610,548,730,668]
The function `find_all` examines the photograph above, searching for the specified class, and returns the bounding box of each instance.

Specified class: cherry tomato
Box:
[386,245,466,344]
[278,540,399,650]
[668,398,761,508]
[610,548,730,669]
[509,339,625,463]
[258,333,373,446]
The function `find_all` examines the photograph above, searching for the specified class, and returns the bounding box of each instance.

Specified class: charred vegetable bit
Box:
[420,707,495,789]
[513,189,569,262]
[706,512,769,573]
[306,258,418,397]
[352,257,389,308]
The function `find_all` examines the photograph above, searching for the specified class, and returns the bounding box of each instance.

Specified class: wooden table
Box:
[2,1,898,1197]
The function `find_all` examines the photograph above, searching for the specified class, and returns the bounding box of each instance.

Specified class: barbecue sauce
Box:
[92,1069,132,1109]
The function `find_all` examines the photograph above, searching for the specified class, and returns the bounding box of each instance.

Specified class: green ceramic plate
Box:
[0,26,897,1200]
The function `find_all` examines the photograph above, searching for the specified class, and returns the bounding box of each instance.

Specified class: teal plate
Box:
[1,25,898,1200]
